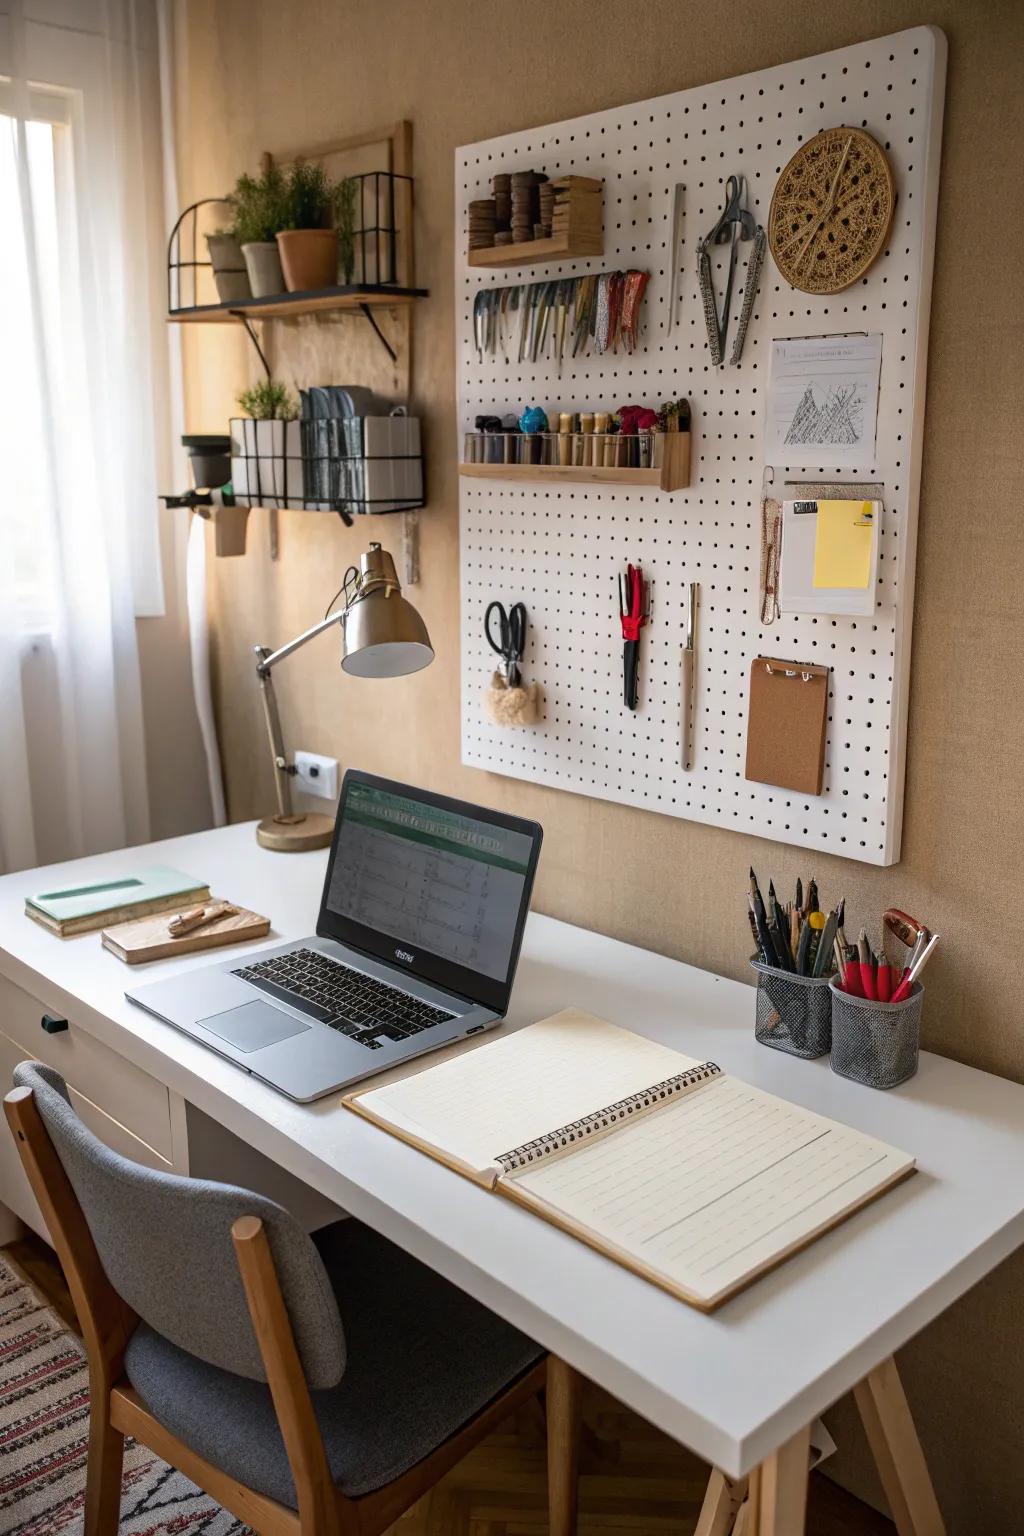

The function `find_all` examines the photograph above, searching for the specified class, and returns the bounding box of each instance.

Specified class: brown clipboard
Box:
[745,656,829,795]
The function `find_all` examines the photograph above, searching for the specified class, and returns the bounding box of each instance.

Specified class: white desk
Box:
[2,825,1023,1513]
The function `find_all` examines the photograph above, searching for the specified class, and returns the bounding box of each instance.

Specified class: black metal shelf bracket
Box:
[230,312,273,379]
[359,302,398,363]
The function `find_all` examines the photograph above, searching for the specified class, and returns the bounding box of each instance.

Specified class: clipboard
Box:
[745,656,830,796]
[779,498,880,616]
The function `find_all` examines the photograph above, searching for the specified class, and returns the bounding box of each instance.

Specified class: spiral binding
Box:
[494,1061,722,1175]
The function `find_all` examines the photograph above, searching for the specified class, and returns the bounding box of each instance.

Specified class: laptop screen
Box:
[317,772,542,1010]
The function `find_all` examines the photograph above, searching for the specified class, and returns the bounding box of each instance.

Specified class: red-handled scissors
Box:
[618,564,649,709]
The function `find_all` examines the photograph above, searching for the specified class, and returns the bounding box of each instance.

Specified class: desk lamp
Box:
[254,542,433,851]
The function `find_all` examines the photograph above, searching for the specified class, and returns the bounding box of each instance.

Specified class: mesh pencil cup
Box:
[750,958,832,1059]
[829,978,923,1089]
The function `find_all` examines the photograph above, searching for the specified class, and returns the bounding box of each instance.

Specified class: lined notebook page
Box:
[347,1010,700,1181]
[511,1075,914,1305]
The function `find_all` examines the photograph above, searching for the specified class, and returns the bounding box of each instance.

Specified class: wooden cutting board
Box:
[102,902,271,964]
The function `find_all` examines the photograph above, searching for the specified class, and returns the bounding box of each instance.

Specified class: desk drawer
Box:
[0,974,173,1161]
[0,1027,172,1240]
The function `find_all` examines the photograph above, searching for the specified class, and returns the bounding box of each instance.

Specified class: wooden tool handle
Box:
[168,900,237,936]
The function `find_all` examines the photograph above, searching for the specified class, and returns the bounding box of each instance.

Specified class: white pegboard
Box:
[457,26,946,865]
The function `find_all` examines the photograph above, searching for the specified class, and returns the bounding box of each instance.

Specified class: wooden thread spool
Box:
[580,413,594,465]
[558,413,572,465]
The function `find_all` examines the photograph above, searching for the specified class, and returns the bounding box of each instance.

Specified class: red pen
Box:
[890,932,941,1005]
[857,929,877,1001]
[843,961,864,998]
[877,963,892,1003]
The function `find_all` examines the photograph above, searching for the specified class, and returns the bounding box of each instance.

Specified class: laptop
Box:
[126,771,543,1102]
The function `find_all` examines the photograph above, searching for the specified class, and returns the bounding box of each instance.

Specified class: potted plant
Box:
[230,379,301,508]
[276,159,339,292]
[230,165,288,297]
[205,222,251,303]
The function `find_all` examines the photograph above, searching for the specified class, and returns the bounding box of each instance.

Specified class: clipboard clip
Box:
[764,661,814,682]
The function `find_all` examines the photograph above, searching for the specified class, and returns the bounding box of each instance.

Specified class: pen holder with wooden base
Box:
[751,958,832,1059]
[484,672,541,727]
[829,979,923,1089]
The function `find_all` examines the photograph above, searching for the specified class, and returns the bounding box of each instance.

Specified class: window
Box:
[0,91,69,633]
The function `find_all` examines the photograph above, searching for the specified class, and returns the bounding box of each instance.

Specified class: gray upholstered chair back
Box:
[14,1062,345,1388]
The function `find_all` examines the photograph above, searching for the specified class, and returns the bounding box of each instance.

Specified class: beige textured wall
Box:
[174,2,1024,1528]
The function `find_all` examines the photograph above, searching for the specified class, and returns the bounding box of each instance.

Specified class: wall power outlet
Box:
[293,751,339,802]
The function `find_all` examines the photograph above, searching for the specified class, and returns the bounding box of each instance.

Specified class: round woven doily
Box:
[768,127,895,294]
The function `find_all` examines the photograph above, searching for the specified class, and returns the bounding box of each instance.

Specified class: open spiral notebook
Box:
[343,1010,915,1310]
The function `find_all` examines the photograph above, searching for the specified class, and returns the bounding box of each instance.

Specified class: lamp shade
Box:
[341,544,434,678]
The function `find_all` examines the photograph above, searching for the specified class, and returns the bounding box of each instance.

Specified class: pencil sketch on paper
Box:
[765,335,882,470]
[784,383,865,447]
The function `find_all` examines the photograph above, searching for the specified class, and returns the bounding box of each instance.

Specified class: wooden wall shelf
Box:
[467,175,602,269]
[459,434,690,492]
[167,284,428,325]
[468,232,601,269]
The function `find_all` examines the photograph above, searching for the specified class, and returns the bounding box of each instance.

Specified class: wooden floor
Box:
[6,1235,894,1535]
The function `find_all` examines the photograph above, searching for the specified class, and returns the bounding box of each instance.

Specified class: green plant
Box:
[333,177,358,283]
[280,158,332,231]
[236,379,298,420]
[229,164,288,245]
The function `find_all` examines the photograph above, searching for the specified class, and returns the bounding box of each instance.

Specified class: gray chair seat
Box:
[125,1215,543,1508]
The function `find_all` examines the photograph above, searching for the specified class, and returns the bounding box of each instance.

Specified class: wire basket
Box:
[829,979,923,1089]
[229,416,424,518]
[167,172,416,313]
[750,958,833,1059]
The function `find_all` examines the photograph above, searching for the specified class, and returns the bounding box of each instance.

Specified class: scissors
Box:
[485,601,527,687]
[618,564,649,710]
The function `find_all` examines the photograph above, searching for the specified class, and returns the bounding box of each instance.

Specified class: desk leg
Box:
[854,1355,946,1536]
[694,1468,747,1535]
[756,1424,811,1536]
[546,1355,581,1536]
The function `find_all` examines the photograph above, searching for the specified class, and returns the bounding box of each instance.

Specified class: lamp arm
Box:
[254,610,346,820]
[255,609,346,676]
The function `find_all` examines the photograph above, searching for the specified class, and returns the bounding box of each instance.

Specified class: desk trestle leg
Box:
[697,1352,944,1536]
[854,1355,946,1536]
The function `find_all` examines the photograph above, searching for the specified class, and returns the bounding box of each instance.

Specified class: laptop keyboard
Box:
[232,948,456,1051]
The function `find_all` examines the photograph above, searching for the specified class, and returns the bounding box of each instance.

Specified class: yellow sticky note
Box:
[813,501,874,589]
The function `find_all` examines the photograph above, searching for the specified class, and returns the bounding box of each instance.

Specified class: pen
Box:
[768,881,794,969]
[795,877,803,912]
[890,933,940,1004]
[749,868,769,934]
[749,893,775,965]
[812,909,838,978]
[858,928,877,1001]
[747,895,766,958]
[805,910,826,975]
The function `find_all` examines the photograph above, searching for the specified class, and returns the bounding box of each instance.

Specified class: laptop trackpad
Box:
[199,1000,312,1054]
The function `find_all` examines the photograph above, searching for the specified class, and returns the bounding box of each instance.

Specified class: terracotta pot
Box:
[241,241,285,298]
[205,233,251,303]
[276,229,339,293]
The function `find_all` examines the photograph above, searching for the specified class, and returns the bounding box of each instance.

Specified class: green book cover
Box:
[26,866,208,924]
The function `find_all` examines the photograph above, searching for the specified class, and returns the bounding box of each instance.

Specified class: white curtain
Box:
[0,0,190,871]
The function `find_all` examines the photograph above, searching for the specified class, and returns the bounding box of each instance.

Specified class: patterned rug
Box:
[0,1252,249,1535]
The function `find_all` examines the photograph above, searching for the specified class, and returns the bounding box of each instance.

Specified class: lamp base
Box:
[256,812,335,852]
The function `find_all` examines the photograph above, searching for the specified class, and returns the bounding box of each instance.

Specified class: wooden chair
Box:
[5,1062,582,1536]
